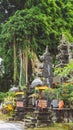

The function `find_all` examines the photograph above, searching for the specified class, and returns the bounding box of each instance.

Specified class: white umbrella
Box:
[31,78,43,88]
[9,87,19,92]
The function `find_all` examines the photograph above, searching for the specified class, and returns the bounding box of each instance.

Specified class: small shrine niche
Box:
[68,44,73,61]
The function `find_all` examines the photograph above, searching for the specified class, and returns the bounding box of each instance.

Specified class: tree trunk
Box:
[19,49,22,87]
[13,37,17,84]
[25,51,28,86]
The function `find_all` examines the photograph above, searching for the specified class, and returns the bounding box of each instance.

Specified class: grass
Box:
[0,113,7,120]
[28,123,73,130]
[0,111,10,121]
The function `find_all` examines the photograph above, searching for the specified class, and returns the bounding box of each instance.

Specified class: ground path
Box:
[0,120,25,130]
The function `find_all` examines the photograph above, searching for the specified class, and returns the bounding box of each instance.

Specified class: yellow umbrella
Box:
[15,92,24,95]
[28,93,38,98]
[35,85,49,90]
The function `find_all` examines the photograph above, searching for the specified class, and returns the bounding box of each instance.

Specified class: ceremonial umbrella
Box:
[9,87,19,92]
[31,78,43,88]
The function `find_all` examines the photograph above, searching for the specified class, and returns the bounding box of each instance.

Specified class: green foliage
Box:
[0,91,15,102]
[21,72,26,86]
[43,83,73,107]
[5,91,16,97]
[20,86,27,90]
[0,92,6,102]
[54,60,73,81]
[61,84,73,107]
[51,83,73,107]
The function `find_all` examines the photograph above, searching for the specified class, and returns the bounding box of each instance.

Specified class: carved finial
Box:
[45,45,49,53]
[61,34,66,44]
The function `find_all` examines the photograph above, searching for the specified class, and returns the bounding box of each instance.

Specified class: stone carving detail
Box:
[39,46,53,87]
[56,34,73,68]
[56,35,69,67]
[68,45,73,61]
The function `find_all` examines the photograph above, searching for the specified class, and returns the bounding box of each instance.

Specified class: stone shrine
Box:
[56,34,73,68]
[56,34,69,67]
[39,46,53,87]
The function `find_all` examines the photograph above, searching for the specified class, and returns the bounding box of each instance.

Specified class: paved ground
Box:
[0,120,24,130]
